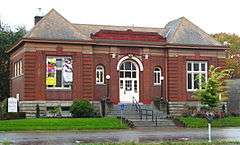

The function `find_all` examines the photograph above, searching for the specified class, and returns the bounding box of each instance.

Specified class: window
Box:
[187,61,207,91]
[154,67,162,85]
[14,60,23,77]
[96,65,104,84]
[119,61,137,78]
[46,56,73,89]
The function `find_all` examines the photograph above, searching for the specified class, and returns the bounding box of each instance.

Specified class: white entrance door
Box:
[119,61,139,103]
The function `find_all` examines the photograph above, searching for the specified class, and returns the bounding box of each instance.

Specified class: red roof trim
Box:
[91,29,166,42]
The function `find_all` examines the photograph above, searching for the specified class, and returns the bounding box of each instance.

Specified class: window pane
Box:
[132,64,136,70]
[155,68,160,71]
[125,71,131,78]
[157,73,160,83]
[187,63,192,71]
[125,62,131,70]
[134,80,137,93]
[120,80,123,89]
[201,73,206,85]
[194,74,199,89]
[125,80,132,91]
[187,73,192,89]
[154,72,157,84]
[56,70,62,87]
[132,72,136,78]
[201,63,206,71]
[120,64,124,70]
[100,72,103,82]
[97,66,103,70]
[56,58,62,68]
[120,71,124,78]
[193,63,199,71]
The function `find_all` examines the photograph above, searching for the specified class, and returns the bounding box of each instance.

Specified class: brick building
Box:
[8,9,226,116]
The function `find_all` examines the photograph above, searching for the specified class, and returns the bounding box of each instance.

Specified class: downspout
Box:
[165,48,169,114]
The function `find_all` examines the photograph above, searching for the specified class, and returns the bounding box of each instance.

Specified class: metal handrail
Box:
[132,97,159,126]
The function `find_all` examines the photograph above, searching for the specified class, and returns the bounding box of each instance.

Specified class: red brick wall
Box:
[167,54,226,102]
[10,47,24,100]
[10,43,226,104]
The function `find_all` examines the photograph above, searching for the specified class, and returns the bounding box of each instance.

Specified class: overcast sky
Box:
[0,0,239,35]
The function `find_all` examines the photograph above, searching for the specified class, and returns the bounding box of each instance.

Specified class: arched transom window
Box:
[119,61,137,78]
[96,65,104,84]
[154,67,162,85]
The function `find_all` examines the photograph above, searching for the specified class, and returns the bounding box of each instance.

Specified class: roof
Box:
[165,17,222,46]
[23,9,222,46]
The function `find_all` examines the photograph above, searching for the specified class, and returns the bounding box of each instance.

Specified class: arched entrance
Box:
[119,60,139,103]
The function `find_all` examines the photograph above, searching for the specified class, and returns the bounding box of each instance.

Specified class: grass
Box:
[178,116,240,128]
[79,141,240,145]
[0,117,128,131]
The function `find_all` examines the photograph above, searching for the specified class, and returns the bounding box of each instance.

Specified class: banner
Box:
[46,58,56,86]
[63,57,73,85]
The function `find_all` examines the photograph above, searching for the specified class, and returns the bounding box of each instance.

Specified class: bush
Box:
[1,98,8,115]
[70,100,94,118]
[2,112,26,120]
[49,106,61,117]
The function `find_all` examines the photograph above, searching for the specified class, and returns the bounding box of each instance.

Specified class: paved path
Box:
[0,128,240,145]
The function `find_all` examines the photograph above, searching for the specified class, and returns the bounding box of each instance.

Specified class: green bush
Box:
[49,106,61,117]
[2,112,26,120]
[1,98,8,115]
[70,100,94,118]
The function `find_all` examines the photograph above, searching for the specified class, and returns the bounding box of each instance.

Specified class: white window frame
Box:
[46,56,72,90]
[154,67,163,85]
[19,60,23,75]
[14,60,23,77]
[186,61,208,92]
[96,65,105,84]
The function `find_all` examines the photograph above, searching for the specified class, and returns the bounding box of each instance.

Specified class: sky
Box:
[0,0,239,35]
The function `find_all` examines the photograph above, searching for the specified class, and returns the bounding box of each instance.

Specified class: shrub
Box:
[2,112,26,120]
[70,100,94,117]
[49,106,61,117]
[1,98,8,115]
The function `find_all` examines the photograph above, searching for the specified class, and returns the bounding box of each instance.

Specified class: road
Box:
[0,127,240,145]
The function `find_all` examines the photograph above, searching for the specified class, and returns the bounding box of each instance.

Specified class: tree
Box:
[194,65,231,110]
[212,33,240,78]
[0,21,26,100]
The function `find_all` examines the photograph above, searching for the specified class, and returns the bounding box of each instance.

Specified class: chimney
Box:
[34,8,43,25]
[34,16,43,25]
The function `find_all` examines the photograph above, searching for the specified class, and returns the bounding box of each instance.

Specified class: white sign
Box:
[8,97,18,112]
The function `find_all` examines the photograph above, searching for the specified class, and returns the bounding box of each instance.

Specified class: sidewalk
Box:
[0,127,240,145]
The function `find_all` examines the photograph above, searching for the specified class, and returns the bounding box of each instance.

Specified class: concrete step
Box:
[132,120,176,127]
[108,103,175,128]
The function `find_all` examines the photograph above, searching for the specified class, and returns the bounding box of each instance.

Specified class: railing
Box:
[132,97,160,126]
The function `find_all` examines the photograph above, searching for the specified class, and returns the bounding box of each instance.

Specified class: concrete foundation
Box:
[19,101,101,117]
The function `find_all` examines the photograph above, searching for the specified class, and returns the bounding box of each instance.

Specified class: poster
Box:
[8,97,18,112]
[63,57,73,85]
[46,58,56,86]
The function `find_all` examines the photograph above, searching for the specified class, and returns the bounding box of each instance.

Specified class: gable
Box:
[165,17,222,46]
[24,9,88,40]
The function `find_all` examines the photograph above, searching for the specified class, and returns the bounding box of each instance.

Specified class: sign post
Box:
[120,104,125,126]
[206,112,214,143]
[8,97,18,113]
[208,123,211,143]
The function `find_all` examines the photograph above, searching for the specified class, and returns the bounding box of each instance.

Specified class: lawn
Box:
[0,117,128,131]
[80,141,240,145]
[178,116,240,128]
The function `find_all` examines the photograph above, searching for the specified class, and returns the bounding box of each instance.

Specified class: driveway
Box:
[0,127,240,145]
